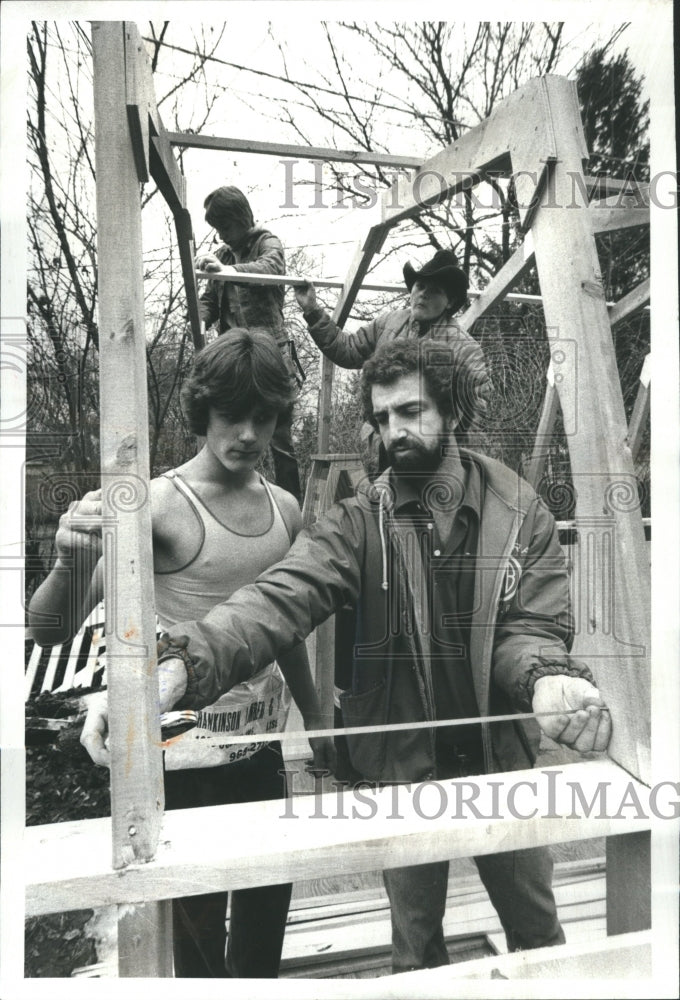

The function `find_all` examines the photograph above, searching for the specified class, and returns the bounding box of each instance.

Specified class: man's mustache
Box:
[387,436,429,456]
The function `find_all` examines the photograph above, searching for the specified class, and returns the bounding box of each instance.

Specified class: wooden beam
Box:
[92,19,169,978]
[196,267,646,317]
[529,76,651,785]
[122,23,202,349]
[117,900,173,977]
[166,131,422,169]
[120,28,185,210]
[627,354,651,463]
[524,367,560,490]
[589,193,649,233]
[92,18,164,869]
[384,931,651,986]
[25,760,651,916]
[149,134,186,212]
[124,23,150,183]
[332,227,389,329]
[382,76,559,229]
[316,227,387,454]
[456,196,648,333]
[606,831,651,935]
[195,268,403,293]
[459,233,536,331]
[174,207,203,349]
[608,277,651,328]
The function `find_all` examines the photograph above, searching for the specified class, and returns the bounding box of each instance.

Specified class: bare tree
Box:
[26,21,226,453]
[26,20,225,579]
[264,22,571,282]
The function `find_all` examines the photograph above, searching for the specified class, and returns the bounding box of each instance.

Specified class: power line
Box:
[141,36,469,129]
[41,30,651,173]
[141,36,651,172]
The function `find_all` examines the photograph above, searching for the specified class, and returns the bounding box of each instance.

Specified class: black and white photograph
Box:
[1,2,677,998]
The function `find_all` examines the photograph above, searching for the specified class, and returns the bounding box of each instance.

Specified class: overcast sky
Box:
[5,3,674,301]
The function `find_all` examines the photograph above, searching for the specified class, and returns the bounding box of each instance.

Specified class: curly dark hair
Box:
[181,328,296,436]
[360,336,489,434]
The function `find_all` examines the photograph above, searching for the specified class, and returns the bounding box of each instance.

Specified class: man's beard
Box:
[387,435,444,474]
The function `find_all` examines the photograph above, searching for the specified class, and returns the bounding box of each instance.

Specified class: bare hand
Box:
[295,281,317,314]
[55,489,103,564]
[195,252,222,273]
[195,254,237,276]
[79,655,188,766]
[532,675,611,753]
[307,735,337,778]
[80,690,110,766]
[158,655,189,713]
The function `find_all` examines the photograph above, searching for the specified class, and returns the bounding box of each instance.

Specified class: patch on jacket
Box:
[498,539,529,615]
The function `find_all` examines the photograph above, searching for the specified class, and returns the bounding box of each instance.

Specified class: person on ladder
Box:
[196,185,304,503]
[28,329,335,978]
[294,248,492,474]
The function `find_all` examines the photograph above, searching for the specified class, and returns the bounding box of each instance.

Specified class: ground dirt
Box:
[25,690,111,978]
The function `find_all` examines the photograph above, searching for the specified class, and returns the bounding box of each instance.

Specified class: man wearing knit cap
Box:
[197,186,303,503]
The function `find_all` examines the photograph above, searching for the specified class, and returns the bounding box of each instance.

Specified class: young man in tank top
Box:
[28,329,335,979]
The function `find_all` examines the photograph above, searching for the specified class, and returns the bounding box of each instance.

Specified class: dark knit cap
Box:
[204,186,255,230]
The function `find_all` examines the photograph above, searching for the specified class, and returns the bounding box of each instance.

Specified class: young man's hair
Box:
[203,186,254,231]
[182,328,296,436]
[360,337,486,434]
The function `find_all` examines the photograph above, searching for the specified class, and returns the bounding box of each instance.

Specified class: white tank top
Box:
[155,471,293,770]
[154,470,292,629]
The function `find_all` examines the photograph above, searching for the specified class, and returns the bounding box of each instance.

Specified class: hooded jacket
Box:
[167,448,593,782]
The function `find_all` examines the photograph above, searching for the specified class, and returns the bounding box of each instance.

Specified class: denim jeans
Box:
[164,742,292,978]
[382,845,565,972]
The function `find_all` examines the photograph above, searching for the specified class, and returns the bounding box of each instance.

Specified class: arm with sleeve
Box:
[198,244,231,330]
[167,500,366,710]
[491,498,595,710]
[302,308,386,369]
[232,233,286,276]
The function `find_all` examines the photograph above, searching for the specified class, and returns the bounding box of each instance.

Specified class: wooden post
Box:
[627,355,651,464]
[459,234,536,332]
[315,231,386,454]
[606,831,651,935]
[311,232,386,734]
[530,76,651,785]
[608,278,651,329]
[92,21,171,976]
[118,902,174,977]
[525,365,560,490]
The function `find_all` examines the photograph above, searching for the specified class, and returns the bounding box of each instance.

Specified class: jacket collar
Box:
[220,226,269,256]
